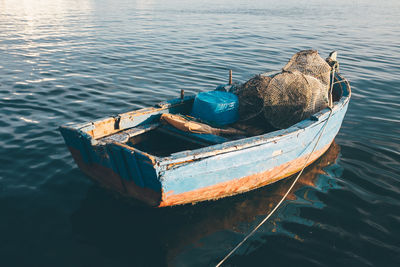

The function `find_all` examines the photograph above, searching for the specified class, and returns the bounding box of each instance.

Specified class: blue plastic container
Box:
[191,91,239,126]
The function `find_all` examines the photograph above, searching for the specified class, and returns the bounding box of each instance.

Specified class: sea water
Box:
[1,0,399,266]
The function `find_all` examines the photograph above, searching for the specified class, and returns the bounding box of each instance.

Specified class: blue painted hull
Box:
[60,75,351,207]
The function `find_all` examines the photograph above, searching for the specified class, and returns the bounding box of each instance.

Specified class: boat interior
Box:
[84,74,348,158]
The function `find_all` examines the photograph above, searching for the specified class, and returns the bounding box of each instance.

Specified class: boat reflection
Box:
[71,141,341,266]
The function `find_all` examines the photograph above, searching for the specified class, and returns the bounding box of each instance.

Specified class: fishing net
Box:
[236,50,332,129]
[236,75,271,120]
[262,71,328,129]
[282,49,332,87]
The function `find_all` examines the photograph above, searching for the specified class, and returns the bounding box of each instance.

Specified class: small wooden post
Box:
[328,67,336,108]
[229,70,232,85]
[180,89,185,100]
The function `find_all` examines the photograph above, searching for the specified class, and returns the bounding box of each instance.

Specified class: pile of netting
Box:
[236,50,333,129]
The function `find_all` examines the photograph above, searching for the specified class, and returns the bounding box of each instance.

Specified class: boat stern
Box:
[59,125,163,206]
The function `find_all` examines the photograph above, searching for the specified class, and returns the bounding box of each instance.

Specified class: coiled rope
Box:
[216,69,337,267]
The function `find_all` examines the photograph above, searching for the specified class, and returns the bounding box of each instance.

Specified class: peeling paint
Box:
[272,149,283,156]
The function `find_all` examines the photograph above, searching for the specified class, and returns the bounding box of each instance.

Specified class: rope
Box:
[215,69,337,267]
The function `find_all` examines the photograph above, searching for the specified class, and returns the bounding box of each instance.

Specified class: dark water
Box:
[1,0,399,266]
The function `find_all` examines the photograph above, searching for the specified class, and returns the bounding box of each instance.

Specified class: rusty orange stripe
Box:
[69,147,161,206]
[68,142,332,207]
[158,142,332,207]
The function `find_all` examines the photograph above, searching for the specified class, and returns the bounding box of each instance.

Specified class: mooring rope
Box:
[215,69,337,267]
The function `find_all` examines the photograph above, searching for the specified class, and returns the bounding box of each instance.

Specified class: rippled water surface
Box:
[1,0,400,266]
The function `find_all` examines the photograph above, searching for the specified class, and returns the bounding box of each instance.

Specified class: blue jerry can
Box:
[191,91,239,126]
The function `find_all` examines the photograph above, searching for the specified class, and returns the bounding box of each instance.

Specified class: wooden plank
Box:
[98,123,160,144]
[158,125,229,146]
[81,97,194,139]
[109,142,162,192]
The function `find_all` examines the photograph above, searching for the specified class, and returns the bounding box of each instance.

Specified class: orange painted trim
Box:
[158,142,332,207]
[68,147,161,206]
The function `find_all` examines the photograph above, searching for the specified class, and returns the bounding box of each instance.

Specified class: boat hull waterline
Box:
[60,75,350,207]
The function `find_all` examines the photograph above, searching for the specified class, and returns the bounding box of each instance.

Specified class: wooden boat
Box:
[59,73,351,207]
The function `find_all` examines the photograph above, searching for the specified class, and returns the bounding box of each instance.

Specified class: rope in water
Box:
[215,69,337,267]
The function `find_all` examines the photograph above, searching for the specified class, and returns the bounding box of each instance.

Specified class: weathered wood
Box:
[98,123,159,144]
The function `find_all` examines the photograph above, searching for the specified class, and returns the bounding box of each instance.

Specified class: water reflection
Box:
[71,142,341,266]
